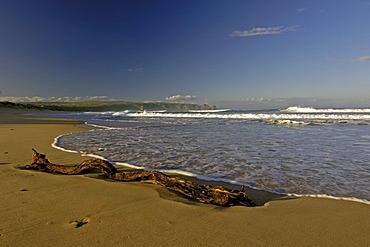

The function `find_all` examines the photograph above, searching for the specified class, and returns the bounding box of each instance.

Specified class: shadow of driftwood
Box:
[164,174,294,206]
[84,168,294,207]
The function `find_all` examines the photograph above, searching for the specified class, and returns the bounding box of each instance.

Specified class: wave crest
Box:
[282,106,370,113]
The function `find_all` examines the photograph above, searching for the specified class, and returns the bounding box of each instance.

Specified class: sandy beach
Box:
[1,109,369,246]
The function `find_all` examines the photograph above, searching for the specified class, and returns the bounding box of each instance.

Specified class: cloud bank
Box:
[229,25,298,37]
[351,56,370,63]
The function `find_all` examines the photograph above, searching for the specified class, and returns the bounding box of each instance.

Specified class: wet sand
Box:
[1,109,369,246]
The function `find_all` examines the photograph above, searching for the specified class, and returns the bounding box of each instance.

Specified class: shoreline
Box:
[1,109,369,246]
[50,113,370,205]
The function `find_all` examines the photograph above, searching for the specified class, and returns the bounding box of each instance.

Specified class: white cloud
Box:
[241,97,292,103]
[351,56,370,63]
[165,94,197,101]
[125,67,143,72]
[242,97,270,102]
[54,97,82,102]
[297,7,308,12]
[229,25,299,37]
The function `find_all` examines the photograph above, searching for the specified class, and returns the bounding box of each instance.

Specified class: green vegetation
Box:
[0,101,216,112]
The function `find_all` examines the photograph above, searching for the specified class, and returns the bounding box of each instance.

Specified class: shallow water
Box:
[47,107,370,202]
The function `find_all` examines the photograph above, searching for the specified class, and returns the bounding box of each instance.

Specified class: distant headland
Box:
[0,101,217,112]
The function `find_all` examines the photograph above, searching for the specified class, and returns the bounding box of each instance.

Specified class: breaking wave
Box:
[282,106,370,113]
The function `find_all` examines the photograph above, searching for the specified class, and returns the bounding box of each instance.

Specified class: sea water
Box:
[45,106,370,203]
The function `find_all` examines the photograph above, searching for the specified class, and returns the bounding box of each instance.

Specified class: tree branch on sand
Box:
[23,149,256,207]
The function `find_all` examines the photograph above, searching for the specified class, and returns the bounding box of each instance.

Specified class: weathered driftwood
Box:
[24,149,256,207]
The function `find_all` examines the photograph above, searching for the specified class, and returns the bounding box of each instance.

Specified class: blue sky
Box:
[0,1,369,108]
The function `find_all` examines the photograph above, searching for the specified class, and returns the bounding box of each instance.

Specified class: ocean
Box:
[43,106,370,204]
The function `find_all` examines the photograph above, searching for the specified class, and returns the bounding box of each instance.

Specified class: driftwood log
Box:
[23,149,256,207]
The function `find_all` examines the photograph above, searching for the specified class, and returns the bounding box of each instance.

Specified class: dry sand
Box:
[1,109,369,246]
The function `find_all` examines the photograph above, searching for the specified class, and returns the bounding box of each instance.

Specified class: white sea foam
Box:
[84,122,120,130]
[73,108,370,122]
[125,111,370,121]
[112,111,128,116]
[282,106,370,113]
[81,153,110,160]
[83,111,116,115]
[115,162,146,170]
[189,109,231,113]
[287,193,370,205]
[147,110,167,113]
[52,134,80,153]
